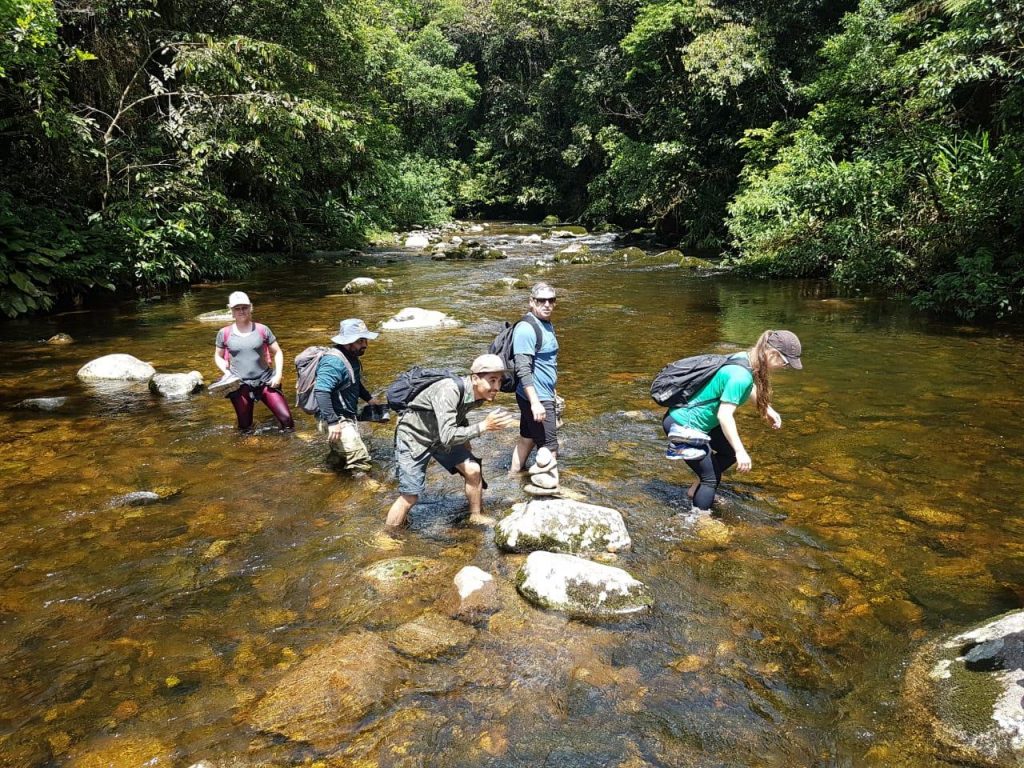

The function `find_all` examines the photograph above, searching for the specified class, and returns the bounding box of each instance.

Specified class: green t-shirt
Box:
[668,353,753,433]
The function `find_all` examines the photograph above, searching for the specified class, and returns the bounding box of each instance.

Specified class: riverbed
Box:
[1,224,1023,766]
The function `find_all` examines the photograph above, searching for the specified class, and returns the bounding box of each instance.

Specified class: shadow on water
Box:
[1,223,1024,766]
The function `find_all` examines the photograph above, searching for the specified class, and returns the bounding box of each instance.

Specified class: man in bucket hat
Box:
[314,318,383,474]
[384,354,517,529]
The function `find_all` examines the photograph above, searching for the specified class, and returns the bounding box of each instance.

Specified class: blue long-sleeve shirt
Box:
[313,348,371,424]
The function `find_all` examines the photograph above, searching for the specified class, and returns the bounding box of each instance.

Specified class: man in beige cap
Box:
[385,354,517,529]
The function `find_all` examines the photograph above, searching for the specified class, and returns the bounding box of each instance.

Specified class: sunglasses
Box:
[768,344,790,367]
[533,296,557,305]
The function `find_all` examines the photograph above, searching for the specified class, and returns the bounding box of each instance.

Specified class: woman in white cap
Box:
[213,291,294,431]
[664,330,802,513]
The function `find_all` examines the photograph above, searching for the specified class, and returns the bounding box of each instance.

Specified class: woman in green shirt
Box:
[663,330,803,513]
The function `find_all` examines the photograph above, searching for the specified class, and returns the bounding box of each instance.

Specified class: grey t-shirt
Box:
[217,324,277,385]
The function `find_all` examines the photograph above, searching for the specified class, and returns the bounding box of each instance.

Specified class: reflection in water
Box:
[1,225,1023,766]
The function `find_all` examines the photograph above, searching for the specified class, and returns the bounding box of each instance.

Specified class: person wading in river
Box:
[509,282,561,473]
[213,291,294,432]
[385,354,517,529]
[313,318,383,475]
[663,330,803,514]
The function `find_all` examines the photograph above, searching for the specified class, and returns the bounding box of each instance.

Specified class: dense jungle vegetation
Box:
[1,0,1021,319]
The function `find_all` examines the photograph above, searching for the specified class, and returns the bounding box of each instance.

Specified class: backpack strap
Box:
[219,324,233,362]
[256,323,272,366]
[685,355,753,410]
[521,312,544,354]
[323,347,356,388]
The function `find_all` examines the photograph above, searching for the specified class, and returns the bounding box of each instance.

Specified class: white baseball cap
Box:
[227,291,252,307]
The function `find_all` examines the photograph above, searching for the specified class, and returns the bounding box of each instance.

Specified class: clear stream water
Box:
[1,223,1023,767]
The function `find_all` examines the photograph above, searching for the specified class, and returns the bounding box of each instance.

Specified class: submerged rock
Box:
[906,609,1024,767]
[46,333,74,345]
[381,307,460,330]
[195,310,234,323]
[435,565,500,622]
[247,631,407,749]
[149,371,203,399]
[496,499,631,555]
[15,396,68,411]
[362,556,444,586]
[77,354,155,382]
[515,551,652,618]
[389,611,476,660]
[67,734,172,768]
[109,486,181,507]
[343,277,387,294]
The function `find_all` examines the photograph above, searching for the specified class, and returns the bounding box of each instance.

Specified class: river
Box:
[1,223,1023,767]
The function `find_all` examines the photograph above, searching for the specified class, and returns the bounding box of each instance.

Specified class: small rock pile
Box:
[524,447,559,496]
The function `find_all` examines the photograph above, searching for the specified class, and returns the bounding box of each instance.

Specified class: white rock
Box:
[149,371,204,399]
[496,498,631,554]
[523,234,543,243]
[195,310,234,323]
[516,551,652,618]
[381,307,461,330]
[530,471,559,489]
[405,234,431,249]
[343,277,382,294]
[77,354,156,382]
[451,236,463,245]
[16,397,68,411]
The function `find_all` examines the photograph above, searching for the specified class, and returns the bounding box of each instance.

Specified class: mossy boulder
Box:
[610,247,646,260]
[679,255,716,269]
[553,244,593,263]
[77,354,155,382]
[343,277,387,294]
[362,556,444,586]
[495,499,631,555]
[551,225,588,236]
[515,551,652,619]
[905,609,1024,767]
[541,215,560,225]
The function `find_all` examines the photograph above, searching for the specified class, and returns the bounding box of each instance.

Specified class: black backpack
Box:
[650,353,751,408]
[294,347,353,414]
[488,313,543,393]
[386,367,465,412]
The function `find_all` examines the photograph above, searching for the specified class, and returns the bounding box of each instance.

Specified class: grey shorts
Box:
[395,428,474,496]
[516,395,558,452]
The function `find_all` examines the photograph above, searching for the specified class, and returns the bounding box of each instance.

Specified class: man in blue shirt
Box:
[314,318,382,473]
[510,282,560,473]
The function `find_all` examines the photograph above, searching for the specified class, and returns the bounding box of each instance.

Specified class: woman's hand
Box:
[766,406,782,429]
[270,371,283,388]
[735,449,752,471]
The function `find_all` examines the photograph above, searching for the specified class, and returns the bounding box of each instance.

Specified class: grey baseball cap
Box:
[767,330,803,369]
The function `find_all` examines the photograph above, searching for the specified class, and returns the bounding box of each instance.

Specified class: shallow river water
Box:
[2,224,1024,767]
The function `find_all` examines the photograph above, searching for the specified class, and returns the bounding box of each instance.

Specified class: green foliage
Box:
[728,0,1024,318]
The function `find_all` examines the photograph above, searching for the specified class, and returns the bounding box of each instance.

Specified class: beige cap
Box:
[470,353,510,375]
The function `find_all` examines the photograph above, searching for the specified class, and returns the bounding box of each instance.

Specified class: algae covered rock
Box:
[678,255,716,269]
[906,609,1024,767]
[389,611,476,660]
[611,247,646,260]
[362,556,444,587]
[515,551,652,619]
[553,244,593,263]
[77,354,155,382]
[496,499,631,555]
[343,277,387,294]
[247,631,407,749]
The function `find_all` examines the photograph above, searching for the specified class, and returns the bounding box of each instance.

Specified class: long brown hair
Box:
[749,331,775,421]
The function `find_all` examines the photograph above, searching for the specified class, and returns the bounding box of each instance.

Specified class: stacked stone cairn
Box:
[523,446,559,496]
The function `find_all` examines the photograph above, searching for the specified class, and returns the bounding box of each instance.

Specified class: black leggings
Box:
[662,414,735,510]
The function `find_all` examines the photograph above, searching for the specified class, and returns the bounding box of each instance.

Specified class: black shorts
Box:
[516,394,558,452]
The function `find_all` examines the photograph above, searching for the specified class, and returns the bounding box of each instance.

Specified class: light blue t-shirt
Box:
[513,317,558,401]
[668,353,753,432]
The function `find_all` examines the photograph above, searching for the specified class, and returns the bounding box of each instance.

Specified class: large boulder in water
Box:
[246,631,407,750]
[515,551,652,619]
[389,611,476,660]
[495,499,631,555]
[77,354,155,382]
[905,609,1024,766]
[16,396,68,411]
[149,371,203,399]
[404,233,430,249]
[381,307,460,330]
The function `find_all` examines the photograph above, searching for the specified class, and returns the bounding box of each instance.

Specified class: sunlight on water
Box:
[1,225,1023,766]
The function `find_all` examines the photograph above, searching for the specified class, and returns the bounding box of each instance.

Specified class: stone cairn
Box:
[524,447,559,496]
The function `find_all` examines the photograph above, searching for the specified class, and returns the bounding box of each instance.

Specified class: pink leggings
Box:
[229,384,294,431]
